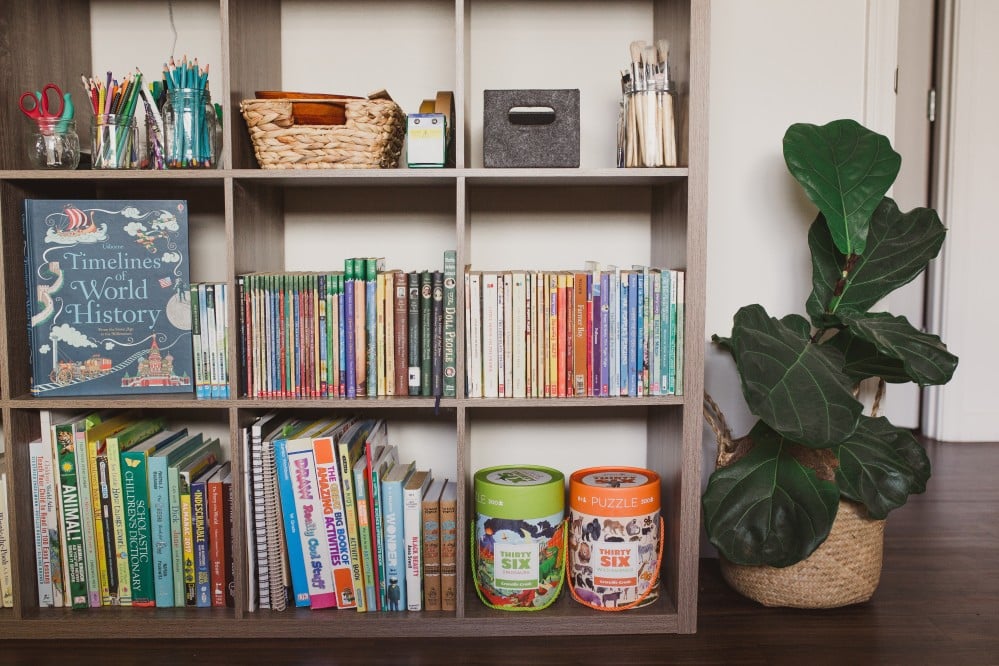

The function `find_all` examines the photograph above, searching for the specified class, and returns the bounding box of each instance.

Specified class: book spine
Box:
[54,424,88,608]
[317,274,328,397]
[393,271,409,396]
[585,273,593,396]
[620,272,630,395]
[0,474,12,608]
[511,272,527,398]
[431,270,444,397]
[97,455,119,605]
[419,270,433,396]
[675,270,685,395]
[354,259,367,397]
[344,259,357,398]
[286,444,338,609]
[337,439,367,612]
[380,478,407,611]
[628,271,639,396]
[382,272,394,397]
[121,451,154,606]
[442,250,458,397]
[168,463,186,606]
[313,438,355,609]
[573,273,587,396]
[337,273,347,396]
[482,273,498,398]
[366,259,378,397]
[218,283,230,398]
[208,474,226,607]
[191,285,206,397]
[222,474,235,607]
[650,269,662,395]
[660,268,672,395]
[353,463,377,611]
[73,424,101,607]
[556,272,567,397]
[421,489,441,611]
[503,272,514,398]
[407,271,420,396]
[148,455,174,607]
[191,476,211,607]
[439,484,457,612]
[369,456,394,610]
[273,439,311,607]
[403,482,424,611]
[467,271,482,398]
[609,269,620,397]
[261,440,288,611]
[548,272,558,397]
[496,273,506,397]
[600,271,611,396]
[590,268,601,397]
[29,441,55,607]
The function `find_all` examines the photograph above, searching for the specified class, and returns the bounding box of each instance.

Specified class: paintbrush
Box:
[657,39,677,167]
[629,40,646,166]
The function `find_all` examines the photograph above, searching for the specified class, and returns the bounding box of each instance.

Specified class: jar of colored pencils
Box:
[163,88,218,168]
[91,114,140,169]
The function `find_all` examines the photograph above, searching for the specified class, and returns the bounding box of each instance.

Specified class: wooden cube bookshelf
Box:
[0,0,707,637]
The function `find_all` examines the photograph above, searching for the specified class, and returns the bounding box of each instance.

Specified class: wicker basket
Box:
[702,392,885,609]
[239,97,406,169]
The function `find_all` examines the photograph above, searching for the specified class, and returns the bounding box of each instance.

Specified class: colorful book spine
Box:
[72,415,102,607]
[660,268,672,395]
[482,273,498,397]
[283,436,338,609]
[379,271,391,397]
[421,478,445,611]
[191,285,207,397]
[620,271,631,396]
[53,420,88,608]
[313,434,356,609]
[177,441,221,606]
[366,258,380,397]
[431,270,444,397]
[600,270,611,396]
[0,473,12,608]
[338,422,379,613]
[573,272,588,396]
[273,436,312,607]
[393,271,409,396]
[190,463,218,607]
[352,456,377,611]
[344,259,357,399]
[675,270,685,395]
[442,250,458,397]
[380,460,415,611]
[354,259,367,397]
[207,462,232,607]
[369,444,398,610]
[628,271,639,396]
[146,431,196,607]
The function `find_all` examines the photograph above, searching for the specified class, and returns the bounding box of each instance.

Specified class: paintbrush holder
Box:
[623,81,677,168]
[163,88,219,169]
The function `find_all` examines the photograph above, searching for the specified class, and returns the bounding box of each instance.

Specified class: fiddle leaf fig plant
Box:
[702,119,958,568]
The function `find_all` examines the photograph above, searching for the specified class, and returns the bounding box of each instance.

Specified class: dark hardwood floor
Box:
[3,439,997,665]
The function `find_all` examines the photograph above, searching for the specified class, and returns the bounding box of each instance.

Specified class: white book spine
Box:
[511,272,527,398]
[609,268,620,397]
[468,272,483,398]
[0,473,13,607]
[29,440,55,607]
[503,273,513,398]
[482,273,499,398]
[403,478,426,611]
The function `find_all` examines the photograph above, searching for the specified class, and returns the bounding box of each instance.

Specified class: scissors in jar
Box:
[19,83,74,131]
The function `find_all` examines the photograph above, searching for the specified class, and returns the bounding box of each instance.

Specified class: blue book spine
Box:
[344,260,357,398]
[149,455,174,607]
[380,477,408,611]
[273,438,311,606]
[191,475,211,607]
[599,271,610,397]
[627,272,639,396]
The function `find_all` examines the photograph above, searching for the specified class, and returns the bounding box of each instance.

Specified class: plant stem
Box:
[827,252,859,315]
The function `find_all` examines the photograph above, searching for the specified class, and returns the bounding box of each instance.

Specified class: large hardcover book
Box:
[380,460,415,611]
[368,443,399,610]
[403,470,432,611]
[23,200,193,397]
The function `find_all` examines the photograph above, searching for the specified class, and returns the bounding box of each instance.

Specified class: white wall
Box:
[704,0,873,443]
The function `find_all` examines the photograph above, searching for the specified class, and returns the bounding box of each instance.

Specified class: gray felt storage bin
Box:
[483,89,580,167]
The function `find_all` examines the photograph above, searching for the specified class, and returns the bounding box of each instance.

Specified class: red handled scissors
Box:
[19,83,65,121]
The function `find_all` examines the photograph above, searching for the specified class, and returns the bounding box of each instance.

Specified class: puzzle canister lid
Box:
[474,465,565,520]
[569,467,661,517]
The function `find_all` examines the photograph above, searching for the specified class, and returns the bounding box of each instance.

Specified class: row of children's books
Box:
[0,467,12,607]
[465,264,685,398]
[29,411,232,609]
[237,251,458,400]
[191,282,231,399]
[244,413,457,612]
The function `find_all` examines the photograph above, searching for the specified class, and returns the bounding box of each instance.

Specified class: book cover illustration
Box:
[24,200,193,397]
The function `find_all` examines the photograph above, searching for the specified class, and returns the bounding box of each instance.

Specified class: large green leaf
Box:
[833,416,931,519]
[784,120,900,256]
[703,421,840,567]
[826,329,911,383]
[838,311,958,387]
[731,304,862,447]
[807,199,946,326]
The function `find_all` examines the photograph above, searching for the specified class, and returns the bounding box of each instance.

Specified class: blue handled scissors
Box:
[19,83,65,121]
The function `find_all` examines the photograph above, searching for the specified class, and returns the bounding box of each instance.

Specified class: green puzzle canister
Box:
[568,467,662,610]
[473,465,566,610]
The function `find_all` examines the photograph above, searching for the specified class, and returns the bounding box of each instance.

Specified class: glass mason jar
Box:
[163,88,219,168]
[91,114,140,169]
[28,118,81,169]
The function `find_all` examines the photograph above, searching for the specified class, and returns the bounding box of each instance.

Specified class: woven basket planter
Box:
[703,393,886,609]
[240,97,405,169]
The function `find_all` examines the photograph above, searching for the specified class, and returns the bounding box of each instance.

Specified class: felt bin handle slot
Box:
[508,106,556,125]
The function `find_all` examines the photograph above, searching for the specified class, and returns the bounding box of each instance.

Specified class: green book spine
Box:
[121,449,154,606]
[54,421,88,609]
[365,258,379,397]
[442,250,458,397]
[419,270,432,396]
[407,271,420,396]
